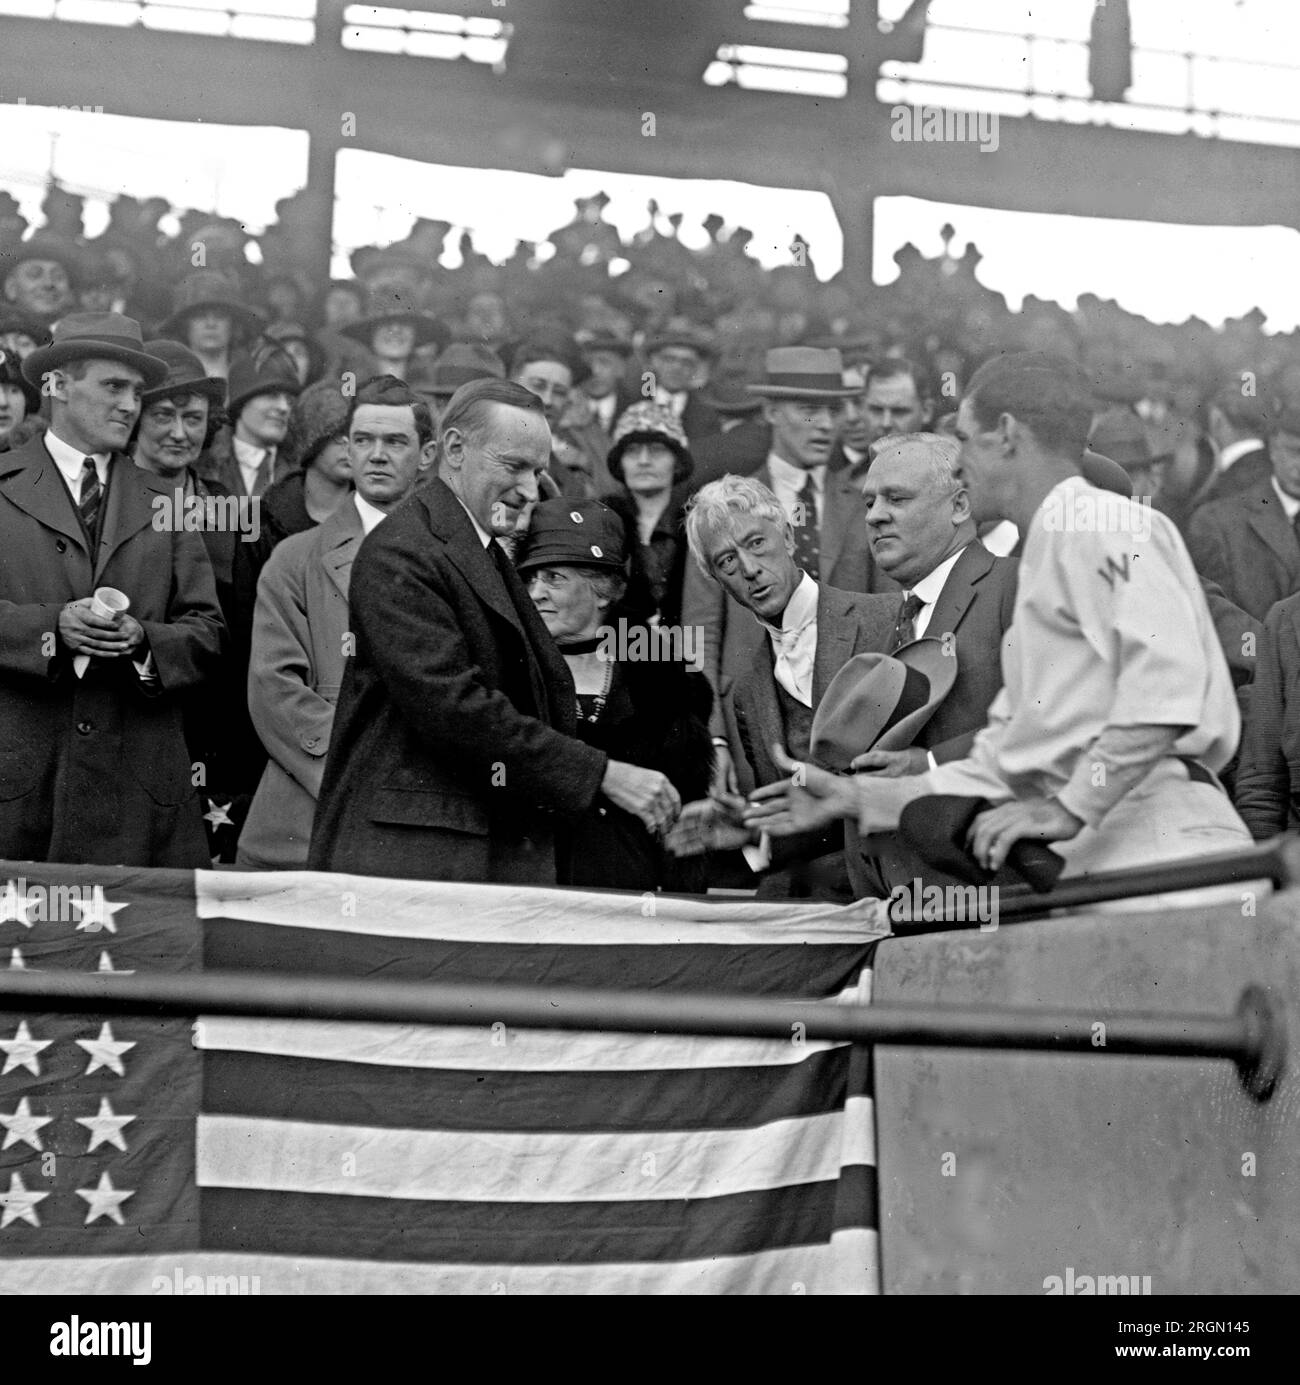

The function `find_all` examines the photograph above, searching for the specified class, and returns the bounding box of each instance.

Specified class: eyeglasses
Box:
[526,568,577,590]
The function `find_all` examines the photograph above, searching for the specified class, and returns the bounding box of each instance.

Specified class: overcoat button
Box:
[76,720,93,735]
[55,540,67,553]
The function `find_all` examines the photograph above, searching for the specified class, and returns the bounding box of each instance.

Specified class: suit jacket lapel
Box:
[740,640,784,785]
[818,468,859,581]
[320,496,365,599]
[812,587,855,703]
[427,483,527,638]
[1246,488,1300,571]
[0,440,91,556]
[95,456,164,581]
[422,480,557,720]
[922,541,994,643]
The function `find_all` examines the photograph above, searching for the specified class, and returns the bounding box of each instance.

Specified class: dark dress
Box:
[557,645,714,893]
[602,488,691,630]
[260,469,317,547]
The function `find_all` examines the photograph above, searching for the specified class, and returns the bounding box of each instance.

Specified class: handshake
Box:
[664,743,931,857]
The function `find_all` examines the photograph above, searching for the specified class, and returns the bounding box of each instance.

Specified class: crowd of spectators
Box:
[2,175,1298,897]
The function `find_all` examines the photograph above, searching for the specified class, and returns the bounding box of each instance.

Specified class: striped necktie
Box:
[890,592,924,652]
[790,473,820,580]
[79,457,102,543]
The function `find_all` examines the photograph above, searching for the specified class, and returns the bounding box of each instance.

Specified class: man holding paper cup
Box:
[0,312,225,866]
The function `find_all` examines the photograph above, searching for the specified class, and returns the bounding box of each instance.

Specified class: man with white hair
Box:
[667,473,889,898]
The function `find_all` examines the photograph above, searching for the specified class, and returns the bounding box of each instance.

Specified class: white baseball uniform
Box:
[911,474,1251,887]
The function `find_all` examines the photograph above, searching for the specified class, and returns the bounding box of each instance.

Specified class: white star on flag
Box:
[0,879,36,928]
[0,1020,52,1077]
[76,1097,136,1153]
[76,1171,135,1226]
[70,886,128,934]
[97,951,133,975]
[204,800,235,829]
[0,1097,54,1152]
[75,1022,136,1077]
[0,1172,48,1230]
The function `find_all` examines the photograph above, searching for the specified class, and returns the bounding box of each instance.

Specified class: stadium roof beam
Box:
[1,5,1299,282]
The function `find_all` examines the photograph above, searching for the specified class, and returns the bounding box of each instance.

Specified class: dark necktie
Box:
[488,537,556,721]
[790,474,820,580]
[79,457,102,544]
[890,592,924,652]
[488,537,539,623]
[251,453,272,497]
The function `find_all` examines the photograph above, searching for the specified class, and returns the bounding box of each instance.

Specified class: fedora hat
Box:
[349,242,434,283]
[224,351,302,419]
[140,340,227,409]
[643,324,715,360]
[0,233,86,288]
[897,794,1066,894]
[1088,408,1174,472]
[697,378,764,417]
[423,341,505,398]
[23,312,168,389]
[160,270,265,339]
[0,306,51,347]
[810,637,957,772]
[578,331,634,359]
[746,346,860,400]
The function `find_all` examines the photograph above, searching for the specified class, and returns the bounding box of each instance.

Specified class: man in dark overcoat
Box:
[308,378,681,883]
[0,313,225,866]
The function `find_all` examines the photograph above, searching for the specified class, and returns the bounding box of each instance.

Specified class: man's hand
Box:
[601,760,681,834]
[967,797,1084,873]
[743,744,858,837]
[849,746,929,777]
[710,742,740,798]
[665,794,754,856]
[58,600,144,658]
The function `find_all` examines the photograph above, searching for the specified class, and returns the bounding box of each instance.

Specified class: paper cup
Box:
[73,587,131,678]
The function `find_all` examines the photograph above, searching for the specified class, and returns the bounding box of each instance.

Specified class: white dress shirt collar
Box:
[454,494,494,548]
[1270,477,1300,521]
[907,544,968,640]
[767,450,825,497]
[232,435,274,496]
[44,429,109,492]
[354,492,389,535]
[1219,437,1262,473]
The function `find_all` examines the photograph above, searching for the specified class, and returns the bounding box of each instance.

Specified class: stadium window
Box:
[0,0,316,43]
[340,7,510,66]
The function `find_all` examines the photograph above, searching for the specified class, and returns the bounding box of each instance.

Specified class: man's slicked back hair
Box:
[438,377,546,457]
[964,351,1094,458]
[347,373,435,446]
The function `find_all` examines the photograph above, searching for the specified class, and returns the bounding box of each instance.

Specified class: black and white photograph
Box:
[0,0,1297,1330]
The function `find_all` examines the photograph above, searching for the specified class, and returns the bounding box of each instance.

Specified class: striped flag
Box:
[0,863,888,1294]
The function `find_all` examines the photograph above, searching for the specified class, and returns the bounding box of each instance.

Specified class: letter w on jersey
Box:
[1097,553,1132,589]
